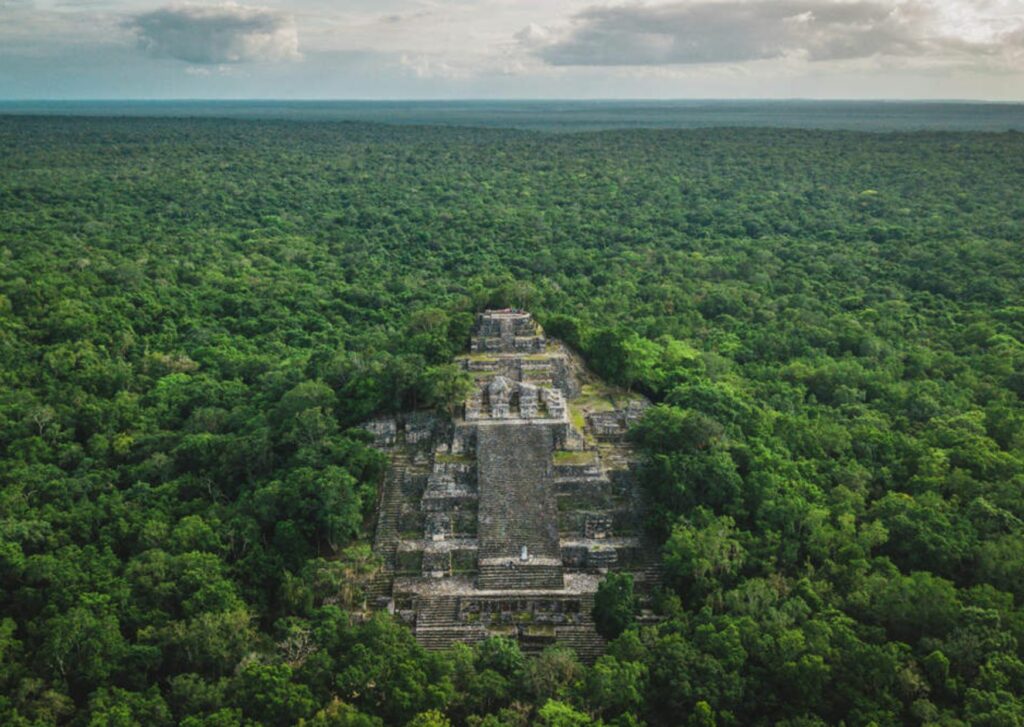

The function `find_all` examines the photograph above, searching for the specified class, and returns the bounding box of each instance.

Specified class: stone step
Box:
[415,596,461,628]
[518,632,558,656]
[477,564,564,590]
[374,459,415,556]
[476,423,562,564]
[364,573,393,602]
[415,627,487,651]
[555,628,606,664]
[632,562,665,587]
[478,544,557,561]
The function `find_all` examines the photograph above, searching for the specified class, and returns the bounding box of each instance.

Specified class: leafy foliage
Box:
[1,116,1023,725]
[593,573,637,640]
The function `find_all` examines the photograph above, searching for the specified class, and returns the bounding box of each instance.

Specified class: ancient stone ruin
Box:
[363,310,659,661]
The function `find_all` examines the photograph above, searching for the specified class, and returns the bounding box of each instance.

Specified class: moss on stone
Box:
[553,450,598,466]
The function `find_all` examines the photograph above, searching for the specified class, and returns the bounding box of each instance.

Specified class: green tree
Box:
[593,573,637,640]
[406,709,452,727]
[230,663,316,727]
[583,655,647,718]
[420,364,473,419]
[536,700,593,727]
[526,647,583,704]
[299,699,383,727]
[86,687,173,727]
[663,512,746,602]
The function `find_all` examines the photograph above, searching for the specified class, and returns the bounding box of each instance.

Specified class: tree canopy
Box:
[1,116,1023,725]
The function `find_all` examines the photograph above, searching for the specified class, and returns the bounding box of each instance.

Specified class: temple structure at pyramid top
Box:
[470,309,545,354]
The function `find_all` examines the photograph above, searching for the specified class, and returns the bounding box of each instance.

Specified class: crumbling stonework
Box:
[365,310,659,661]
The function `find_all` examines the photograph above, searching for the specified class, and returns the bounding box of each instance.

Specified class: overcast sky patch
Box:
[533,0,1024,68]
[2,0,1024,99]
[128,3,300,64]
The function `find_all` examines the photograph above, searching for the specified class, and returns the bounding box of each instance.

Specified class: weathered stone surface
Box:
[365,310,659,661]
[477,423,563,588]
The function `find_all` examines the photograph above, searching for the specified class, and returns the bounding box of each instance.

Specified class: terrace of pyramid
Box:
[363,309,660,661]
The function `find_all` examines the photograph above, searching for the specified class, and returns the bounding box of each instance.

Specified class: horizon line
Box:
[2,97,1023,105]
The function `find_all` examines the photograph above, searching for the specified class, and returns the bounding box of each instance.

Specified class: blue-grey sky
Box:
[2,0,1023,99]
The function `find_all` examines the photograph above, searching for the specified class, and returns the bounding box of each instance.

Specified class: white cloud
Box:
[2,0,1024,98]
[515,22,554,47]
[128,3,300,64]
[531,0,1024,70]
[399,52,473,79]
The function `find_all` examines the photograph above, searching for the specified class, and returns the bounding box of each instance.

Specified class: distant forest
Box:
[1,117,1023,726]
[3,101,1024,133]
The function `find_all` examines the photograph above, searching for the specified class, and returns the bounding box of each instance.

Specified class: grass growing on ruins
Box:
[576,383,618,412]
[553,450,599,466]
[568,404,588,434]
[435,452,473,464]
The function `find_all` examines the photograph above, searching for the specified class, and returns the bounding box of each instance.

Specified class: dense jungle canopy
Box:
[1,116,1023,726]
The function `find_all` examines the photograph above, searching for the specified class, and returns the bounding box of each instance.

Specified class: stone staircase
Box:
[518,630,559,656]
[477,563,565,590]
[632,557,665,589]
[416,628,487,651]
[556,628,606,664]
[374,453,410,545]
[364,572,393,603]
[499,318,515,351]
[367,452,413,604]
[409,592,608,663]
[414,596,485,650]
[559,593,606,663]
[415,595,460,628]
[477,423,564,589]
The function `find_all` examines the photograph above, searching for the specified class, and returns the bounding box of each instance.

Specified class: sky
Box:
[1,0,1023,100]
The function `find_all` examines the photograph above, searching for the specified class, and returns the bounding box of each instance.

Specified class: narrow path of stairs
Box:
[416,627,487,651]
[555,628,606,664]
[499,318,514,351]
[415,595,460,628]
[632,557,665,589]
[368,451,411,602]
[563,593,607,663]
[478,564,564,590]
[414,596,486,650]
[477,423,563,589]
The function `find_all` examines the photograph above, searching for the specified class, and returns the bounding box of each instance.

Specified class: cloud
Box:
[515,23,554,48]
[128,3,300,64]
[378,10,432,26]
[398,53,474,80]
[532,0,1024,68]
